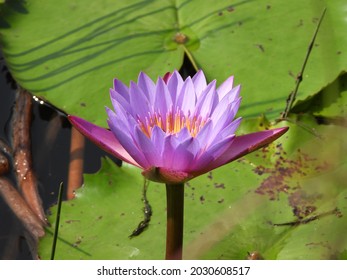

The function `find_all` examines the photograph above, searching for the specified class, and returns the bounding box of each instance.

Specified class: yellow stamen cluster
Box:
[138,110,207,138]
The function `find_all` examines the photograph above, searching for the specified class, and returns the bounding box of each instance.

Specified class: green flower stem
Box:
[165,183,184,260]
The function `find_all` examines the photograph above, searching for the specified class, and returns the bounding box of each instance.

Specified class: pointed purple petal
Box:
[219,117,242,138]
[217,75,234,100]
[106,106,137,136]
[154,77,172,116]
[170,139,195,170]
[151,125,166,157]
[211,97,241,134]
[162,72,172,84]
[68,115,141,167]
[190,135,235,172]
[167,70,184,106]
[161,135,176,168]
[176,77,196,115]
[193,80,217,118]
[192,70,207,98]
[138,72,155,104]
[110,90,132,119]
[107,111,150,169]
[195,119,213,147]
[129,81,151,121]
[134,126,162,167]
[113,79,130,102]
[194,127,289,176]
[206,117,242,147]
[175,127,191,142]
[162,135,200,171]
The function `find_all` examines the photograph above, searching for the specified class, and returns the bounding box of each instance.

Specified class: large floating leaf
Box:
[38,117,347,259]
[1,0,346,126]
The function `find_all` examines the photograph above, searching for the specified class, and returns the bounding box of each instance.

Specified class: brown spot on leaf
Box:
[72,236,83,247]
[255,145,330,204]
[65,219,80,224]
[214,183,225,189]
[254,44,265,52]
[227,6,234,12]
[174,33,188,44]
[288,190,320,219]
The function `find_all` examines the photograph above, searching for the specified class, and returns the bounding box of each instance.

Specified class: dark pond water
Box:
[0,58,119,259]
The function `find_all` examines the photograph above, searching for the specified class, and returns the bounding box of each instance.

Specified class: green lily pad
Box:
[1,0,347,126]
[38,117,347,259]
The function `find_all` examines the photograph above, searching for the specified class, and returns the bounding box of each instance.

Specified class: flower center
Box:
[138,109,207,138]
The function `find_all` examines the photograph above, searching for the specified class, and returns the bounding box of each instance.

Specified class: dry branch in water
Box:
[0,177,45,238]
[11,89,46,224]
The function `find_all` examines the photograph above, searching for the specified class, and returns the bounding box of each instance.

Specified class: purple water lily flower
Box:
[69,70,288,184]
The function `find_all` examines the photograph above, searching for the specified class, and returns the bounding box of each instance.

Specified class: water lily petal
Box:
[170,139,195,171]
[177,77,196,115]
[190,135,235,172]
[110,88,132,113]
[134,126,162,167]
[216,75,234,100]
[195,127,289,176]
[155,77,172,116]
[225,84,241,103]
[194,80,217,118]
[68,115,140,167]
[161,135,176,168]
[106,106,137,138]
[195,119,213,147]
[210,91,237,123]
[129,81,152,120]
[211,97,241,133]
[151,125,166,156]
[107,113,150,169]
[219,117,242,138]
[138,72,156,104]
[176,127,191,143]
[206,117,242,146]
[192,69,207,98]
[113,78,130,102]
[167,70,184,106]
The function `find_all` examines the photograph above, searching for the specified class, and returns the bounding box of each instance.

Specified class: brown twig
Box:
[67,126,85,200]
[0,177,45,238]
[272,208,340,227]
[12,89,46,224]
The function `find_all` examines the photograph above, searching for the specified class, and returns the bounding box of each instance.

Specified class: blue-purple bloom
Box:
[69,70,288,183]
